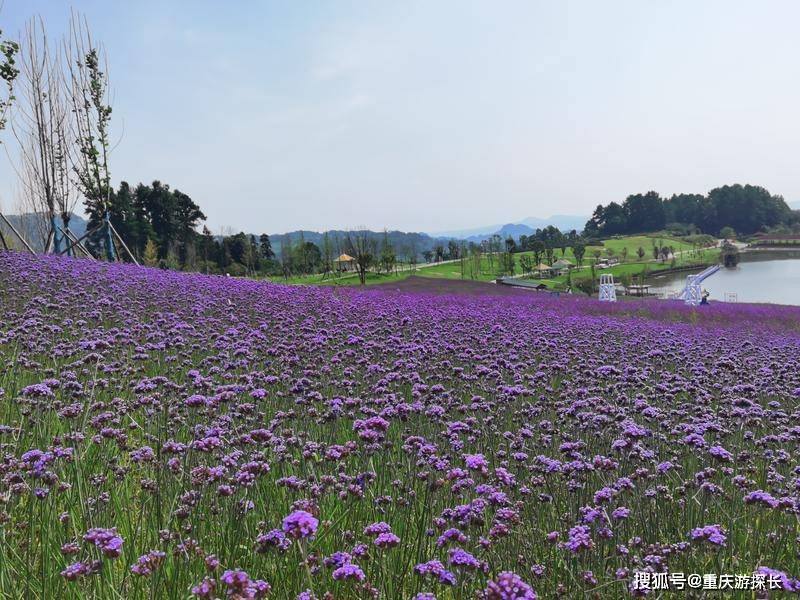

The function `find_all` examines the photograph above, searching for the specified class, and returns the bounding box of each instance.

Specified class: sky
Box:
[1,0,799,234]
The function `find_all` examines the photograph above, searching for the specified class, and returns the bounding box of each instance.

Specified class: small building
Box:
[552,258,572,269]
[552,258,573,274]
[535,262,554,277]
[334,253,357,272]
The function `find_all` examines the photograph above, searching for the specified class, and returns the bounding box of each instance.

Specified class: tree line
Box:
[584,184,798,238]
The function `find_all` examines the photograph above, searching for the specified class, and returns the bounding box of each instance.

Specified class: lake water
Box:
[648,251,800,306]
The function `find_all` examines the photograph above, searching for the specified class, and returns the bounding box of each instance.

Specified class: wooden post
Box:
[0,227,7,250]
[0,212,36,254]
[108,220,139,266]
[45,228,55,254]
[58,222,104,256]
[58,226,95,260]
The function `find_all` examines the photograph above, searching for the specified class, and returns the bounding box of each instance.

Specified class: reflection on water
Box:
[648,251,800,306]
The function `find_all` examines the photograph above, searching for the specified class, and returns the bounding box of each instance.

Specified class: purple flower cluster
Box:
[565,525,593,553]
[689,524,727,546]
[84,528,124,558]
[131,550,166,576]
[485,571,537,599]
[415,560,457,585]
[332,562,365,582]
[282,510,319,540]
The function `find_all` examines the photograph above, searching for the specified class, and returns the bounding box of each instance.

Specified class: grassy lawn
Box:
[266,234,719,288]
[534,247,721,289]
[597,234,693,257]
[268,270,413,286]
[510,235,698,266]
[416,258,500,282]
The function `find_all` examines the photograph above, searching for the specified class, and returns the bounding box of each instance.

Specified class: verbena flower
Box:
[84,528,124,558]
[282,510,319,539]
[485,571,537,599]
[689,524,726,546]
[332,562,365,582]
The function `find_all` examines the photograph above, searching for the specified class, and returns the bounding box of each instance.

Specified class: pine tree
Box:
[259,234,274,260]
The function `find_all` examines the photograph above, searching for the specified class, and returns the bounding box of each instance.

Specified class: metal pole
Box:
[0,212,36,254]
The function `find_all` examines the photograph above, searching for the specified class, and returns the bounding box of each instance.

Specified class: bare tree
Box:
[343,228,375,285]
[321,231,334,278]
[11,17,77,254]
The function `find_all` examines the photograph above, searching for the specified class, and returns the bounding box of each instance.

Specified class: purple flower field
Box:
[2,251,800,598]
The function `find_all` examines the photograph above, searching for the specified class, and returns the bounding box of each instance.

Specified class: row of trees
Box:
[186,229,395,283]
[584,185,797,238]
[6,13,123,260]
[98,181,206,265]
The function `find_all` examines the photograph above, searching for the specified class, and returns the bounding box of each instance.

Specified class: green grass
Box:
[535,247,721,289]
[414,259,499,282]
[268,270,413,286]
[596,234,693,257]
[266,235,719,288]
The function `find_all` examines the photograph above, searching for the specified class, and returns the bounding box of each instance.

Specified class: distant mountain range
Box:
[2,212,587,257]
[272,215,588,256]
[1,213,88,252]
[433,215,587,243]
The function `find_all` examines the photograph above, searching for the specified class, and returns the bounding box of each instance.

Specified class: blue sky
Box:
[1,1,799,233]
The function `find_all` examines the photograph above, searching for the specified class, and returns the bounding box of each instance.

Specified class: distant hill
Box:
[432,223,504,238]
[519,214,587,232]
[462,223,535,244]
[1,213,87,252]
[434,214,586,239]
[791,201,800,210]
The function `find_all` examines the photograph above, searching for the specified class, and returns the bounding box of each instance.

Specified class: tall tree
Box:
[380,229,396,273]
[173,188,206,263]
[13,17,76,254]
[259,233,274,260]
[66,11,116,260]
[571,242,585,267]
[623,192,665,233]
[224,232,248,265]
[531,240,545,267]
[201,225,215,272]
[343,229,375,285]
[320,231,333,275]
